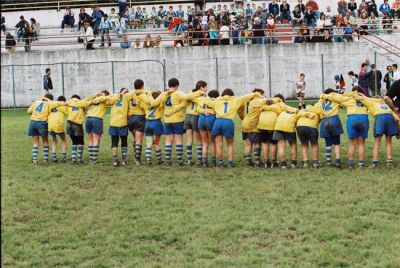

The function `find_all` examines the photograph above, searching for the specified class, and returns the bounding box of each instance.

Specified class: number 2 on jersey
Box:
[322,101,332,111]
[149,107,155,118]
[116,97,123,107]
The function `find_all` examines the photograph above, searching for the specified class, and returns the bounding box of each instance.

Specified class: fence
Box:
[1,50,396,112]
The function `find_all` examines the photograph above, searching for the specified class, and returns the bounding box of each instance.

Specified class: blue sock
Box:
[348,160,354,166]
[92,145,99,163]
[43,146,49,161]
[211,156,217,166]
[371,160,378,165]
[61,152,67,160]
[145,147,152,161]
[253,148,261,163]
[325,147,332,163]
[186,145,193,161]
[122,147,128,160]
[196,145,203,162]
[176,144,183,162]
[135,144,142,160]
[88,146,94,162]
[32,146,39,161]
[51,152,57,161]
[71,145,77,161]
[358,160,365,166]
[155,149,162,161]
[165,145,172,161]
[228,160,234,166]
[77,145,83,161]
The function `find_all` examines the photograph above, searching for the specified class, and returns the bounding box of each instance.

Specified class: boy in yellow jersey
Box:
[321,86,369,169]
[66,95,92,163]
[355,94,400,168]
[184,80,208,166]
[162,78,205,165]
[316,88,344,168]
[198,90,220,167]
[296,104,321,168]
[128,79,147,165]
[205,88,261,167]
[27,94,65,164]
[108,88,135,167]
[84,90,110,164]
[48,96,69,162]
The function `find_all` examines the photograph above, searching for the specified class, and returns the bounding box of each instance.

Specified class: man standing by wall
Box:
[369,64,382,96]
[43,68,53,94]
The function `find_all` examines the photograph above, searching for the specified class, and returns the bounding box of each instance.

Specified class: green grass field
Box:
[2,101,400,267]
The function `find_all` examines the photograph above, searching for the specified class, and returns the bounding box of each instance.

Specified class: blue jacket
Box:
[92,10,102,22]
[358,70,373,89]
[268,3,280,16]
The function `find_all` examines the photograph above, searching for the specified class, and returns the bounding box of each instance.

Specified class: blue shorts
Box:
[211,118,235,138]
[163,122,184,135]
[242,132,249,140]
[128,115,145,132]
[374,114,398,137]
[28,121,48,137]
[184,114,199,131]
[347,114,369,139]
[320,115,344,138]
[325,135,341,146]
[145,119,164,136]
[49,131,65,138]
[272,130,297,142]
[109,126,128,136]
[297,126,319,145]
[85,117,103,135]
[198,114,216,131]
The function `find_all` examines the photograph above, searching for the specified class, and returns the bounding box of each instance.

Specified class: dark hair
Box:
[352,86,363,93]
[361,63,367,68]
[44,94,54,100]
[119,88,127,93]
[195,80,207,90]
[71,94,81,99]
[299,73,305,77]
[101,90,110,96]
[152,90,161,99]
[348,71,354,76]
[208,90,219,98]
[30,18,36,24]
[253,88,265,95]
[134,79,144,90]
[221,88,234,96]
[324,88,336,94]
[111,8,115,11]
[45,68,51,73]
[221,20,227,26]
[354,74,358,78]
[274,94,285,102]
[168,78,180,88]
[57,96,66,101]
[393,64,398,69]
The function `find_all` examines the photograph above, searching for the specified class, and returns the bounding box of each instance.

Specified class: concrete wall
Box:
[1,42,394,107]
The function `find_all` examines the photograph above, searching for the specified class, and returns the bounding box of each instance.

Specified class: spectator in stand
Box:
[269,0,280,21]
[293,29,306,43]
[192,23,204,46]
[208,16,220,45]
[230,19,242,45]
[265,31,278,44]
[133,7,143,29]
[5,32,16,53]
[194,0,205,11]
[15,16,27,42]
[382,13,393,32]
[30,18,40,41]
[368,12,379,34]
[296,0,306,14]
[1,16,5,34]
[305,0,319,20]
[304,6,316,26]
[393,0,400,18]
[176,5,185,18]
[100,14,111,48]
[321,29,332,42]
[266,14,276,33]
[292,5,303,28]
[300,23,311,42]
[143,34,153,48]
[348,0,358,16]
[91,6,102,36]
[392,64,400,81]
[78,8,91,32]
[120,34,131,48]
[151,7,160,28]
[245,3,254,25]
[358,11,369,35]
[358,63,373,95]
[324,6,334,23]
[109,8,118,28]
[338,0,348,16]
[310,29,322,42]
[134,38,142,48]
[118,0,128,15]
[84,21,95,50]
[344,11,357,26]
[279,0,291,23]
[157,6,167,27]
[24,22,32,52]
[343,23,354,41]
[114,13,127,36]
[154,35,162,47]
[61,7,75,32]
[370,64,383,96]
[142,8,149,26]
[380,0,392,16]
[201,11,208,30]
[368,0,378,17]
[316,14,332,30]
[383,66,393,91]
[336,13,345,26]
[333,21,344,42]
[359,0,369,14]
[220,20,230,45]
[252,17,264,44]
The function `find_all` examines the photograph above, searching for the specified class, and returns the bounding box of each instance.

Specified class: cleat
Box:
[245,159,253,166]
[121,160,127,166]
[326,161,332,166]
[270,162,278,168]
[113,160,120,167]
[217,163,225,168]
[164,160,172,166]
[52,159,58,163]
[302,163,309,168]
[186,160,193,166]
[146,161,152,166]
[32,160,38,165]
[281,165,288,169]
[177,161,185,166]
[312,163,319,168]
[334,163,341,169]
[290,164,297,169]
[228,164,234,168]
[196,160,202,166]
[78,159,83,164]
[157,160,164,165]
[61,159,67,163]
[135,160,141,166]
[387,162,393,168]
[370,164,377,169]
[202,163,208,167]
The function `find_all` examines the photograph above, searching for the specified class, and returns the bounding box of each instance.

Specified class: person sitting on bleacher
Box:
[78,8,92,32]
[279,0,291,23]
[133,7,144,29]
[109,8,118,28]
[157,6,167,27]
[114,13,127,36]
[15,15,27,42]
[61,7,75,32]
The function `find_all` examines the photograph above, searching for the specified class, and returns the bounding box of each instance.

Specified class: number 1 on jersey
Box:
[223,102,228,114]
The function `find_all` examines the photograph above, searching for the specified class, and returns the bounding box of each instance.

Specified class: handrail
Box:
[365,30,400,51]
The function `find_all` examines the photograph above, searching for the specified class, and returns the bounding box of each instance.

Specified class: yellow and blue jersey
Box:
[66,98,92,125]
[197,96,216,115]
[185,91,205,116]
[86,95,110,119]
[314,98,341,118]
[296,108,320,129]
[27,97,64,122]
[242,97,277,133]
[163,90,205,123]
[258,102,297,131]
[48,106,69,133]
[128,89,147,117]
[321,91,368,116]
[109,92,134,127]
[138,93,165,120]
[274,110,307,133]
[358,97,399,119]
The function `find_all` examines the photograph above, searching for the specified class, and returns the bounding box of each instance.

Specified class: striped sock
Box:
[244,153,252,162]
[145,147,152,162]
[202,157,208,166]
[218,159,224,166]
[43,146,49,161]
[155,149,162,161]
[211,156,217,166]
[71,145,77,162]
[253,148,261,164]
[358,160,365,167]
[186,145,193,161]
[32,146,39,161]
[348,160,354,167]
[61,152,67,161]
[113,154,118,162]
[196,145,203,162]
[291,160,297,166]
[335,159,341,165]
[88,146,94,162]
[387,159,393,164]
[135,144,142,161]
[92,145,99,163]
[325,147,332,164]
[122,147,128,160]
[77,145,83,161]
[51,152,57,161]
[312,160,319,165]
[228,160,234,167]
[371,160,378,165]
[165,145,172,161]
[176,144,183,162]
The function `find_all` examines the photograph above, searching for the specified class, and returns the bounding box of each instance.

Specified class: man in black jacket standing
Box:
[370,64,383,96]
[43,68,53,94]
